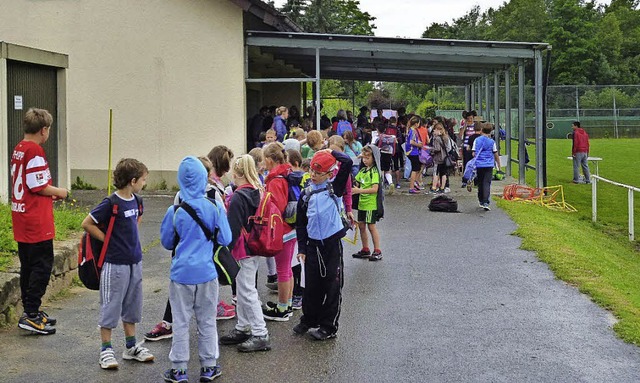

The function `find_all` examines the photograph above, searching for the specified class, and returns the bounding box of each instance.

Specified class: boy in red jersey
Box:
[11,108,68,335]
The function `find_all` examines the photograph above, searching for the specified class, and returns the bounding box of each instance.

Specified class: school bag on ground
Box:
[177,200,239,286]
[428,194,459,213]
[78,194,143,290]
[336,120,352,136]
[245,192,284,256]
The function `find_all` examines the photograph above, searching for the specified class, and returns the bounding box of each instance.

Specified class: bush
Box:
[71,176,97,190]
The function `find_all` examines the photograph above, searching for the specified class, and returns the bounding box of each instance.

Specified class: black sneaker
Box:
[265,274,278,290]
[265,301,292,312]
[200,366,222,382]
[219,329,251,345]
[18,314,56,335]
[293,322,311,335]
[309,327,337,341]
[262,306,292,322]
[237,335,271,352]
[39,311,56,326]
[369,251,383,261]
[352,249,371,259]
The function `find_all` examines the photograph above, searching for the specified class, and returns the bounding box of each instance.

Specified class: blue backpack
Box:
[336,120,352,136]
[282,172,304,225]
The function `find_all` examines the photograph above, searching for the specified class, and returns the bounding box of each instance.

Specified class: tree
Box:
[280,0,376,35]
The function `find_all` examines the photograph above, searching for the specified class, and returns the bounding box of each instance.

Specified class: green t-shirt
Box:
[355,166,380,211]
[301,145,317,159]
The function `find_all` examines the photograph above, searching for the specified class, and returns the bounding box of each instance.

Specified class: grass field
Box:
[500,138,640,344]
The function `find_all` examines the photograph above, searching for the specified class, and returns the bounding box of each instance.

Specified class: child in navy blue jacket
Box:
[159,156,232,383]
[293,149,352,340]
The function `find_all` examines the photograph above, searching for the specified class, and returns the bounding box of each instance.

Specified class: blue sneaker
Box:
[292,295,303,310]
[164,369,188,383]
[200,365,222,382]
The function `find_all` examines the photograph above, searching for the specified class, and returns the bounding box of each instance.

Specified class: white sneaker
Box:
[122,341,154,362]
[99,348,119,369]
[444,187,451,193]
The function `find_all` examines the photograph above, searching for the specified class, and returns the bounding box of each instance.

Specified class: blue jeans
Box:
[573,152,591,182]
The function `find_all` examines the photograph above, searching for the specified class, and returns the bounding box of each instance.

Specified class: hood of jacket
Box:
[265,163,292,183]
[365,143,383,178]
[177,156,207,201]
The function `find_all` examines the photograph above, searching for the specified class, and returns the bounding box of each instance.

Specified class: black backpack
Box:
[428,194,459,213]
[78,194,143,290]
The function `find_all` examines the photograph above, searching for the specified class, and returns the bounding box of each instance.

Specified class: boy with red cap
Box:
[293,149,352,340]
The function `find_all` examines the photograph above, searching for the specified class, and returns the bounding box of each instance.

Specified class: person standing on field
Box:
[571,121,591,184]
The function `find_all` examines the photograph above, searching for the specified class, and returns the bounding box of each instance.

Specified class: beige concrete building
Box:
[1,0,301,199]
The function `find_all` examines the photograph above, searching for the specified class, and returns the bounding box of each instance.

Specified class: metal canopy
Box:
[244,31,551,189]
[245,31,548,84]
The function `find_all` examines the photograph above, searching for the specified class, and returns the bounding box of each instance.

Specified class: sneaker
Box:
[292,295,303,310]
[461,182,467,188]
[413,182,422,190]
[444,187,451,193]
[352,249,371,259]
[38,311,56,326]
[18,314,56,335]
[408,188,419,194]
[262,305,292,322]
[309,327,337,341]
[237,334,272,352]
[200,366,222,382]
[479,202,484,208]
[265,301,293,313]
[436,189,444,194]
[164,369,188,383]
[293,322,311,335]
[483,204,491,211]
[217,302,236,320]
[231,295,237,305]
[99,348,119,370]
[395,183,401,189]
[265,274,278,290]
[122,342,154,362]
[369,251,383,261]
[144,321,173,341]
[219,328,251,345]
[467,183,473,192]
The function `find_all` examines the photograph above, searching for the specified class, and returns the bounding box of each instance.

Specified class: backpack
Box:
[245,192,284,256]
[336,120,352,136]
[78,194,143,290]
[378,133,397,155]
[176,200,239,286]
[282,173,304,225]
[448,137,460,161]
[428,194,459,213]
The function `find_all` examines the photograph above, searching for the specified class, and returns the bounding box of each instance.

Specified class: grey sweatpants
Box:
[99,262,143,329]
[573,152,591,182]
[169,279,219,370]
[236,257,268,336]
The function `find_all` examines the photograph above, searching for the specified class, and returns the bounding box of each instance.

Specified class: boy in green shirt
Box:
[352,145,384,261]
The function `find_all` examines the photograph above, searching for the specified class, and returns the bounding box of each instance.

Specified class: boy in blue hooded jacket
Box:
[293,149,352,341]
[160,156,232,383]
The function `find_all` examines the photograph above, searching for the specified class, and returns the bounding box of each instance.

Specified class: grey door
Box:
[7,60,58,195]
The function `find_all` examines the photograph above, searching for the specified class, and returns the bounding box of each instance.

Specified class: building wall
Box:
[0,0,246,188]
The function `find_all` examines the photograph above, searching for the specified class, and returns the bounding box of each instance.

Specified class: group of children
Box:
[10,107,386,383]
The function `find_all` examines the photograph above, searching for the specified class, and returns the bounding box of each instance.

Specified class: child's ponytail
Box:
[233,155,263,190]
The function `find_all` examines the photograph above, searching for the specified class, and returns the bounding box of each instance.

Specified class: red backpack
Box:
[244,191,284,257]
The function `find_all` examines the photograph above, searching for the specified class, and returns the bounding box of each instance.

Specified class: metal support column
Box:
[518,62,526,184]
[465,86,471,112]
[315,48,321,131]
[484,75,491,122]
[471,83,476,111]
[494,72,500,154]
[534,49,544,189]
[478,80,483,115]
[505,68,512,176]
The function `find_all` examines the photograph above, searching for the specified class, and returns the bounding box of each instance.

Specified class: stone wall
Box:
[0,237,80,326]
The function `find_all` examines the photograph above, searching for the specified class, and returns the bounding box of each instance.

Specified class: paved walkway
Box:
[1,183,640,382]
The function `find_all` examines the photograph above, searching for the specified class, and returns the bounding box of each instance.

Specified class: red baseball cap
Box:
[310,151,337,173]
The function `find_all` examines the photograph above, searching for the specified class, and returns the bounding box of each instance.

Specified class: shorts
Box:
[408,155,421,173]
[436,163,450,177]
[380,153,393,172]
[99,262,143,329]
[357,210,381,224]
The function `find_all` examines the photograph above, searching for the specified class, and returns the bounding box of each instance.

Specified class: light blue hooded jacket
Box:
[160,156,232,284]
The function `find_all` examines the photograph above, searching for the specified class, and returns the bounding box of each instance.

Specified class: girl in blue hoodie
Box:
[160,156,232,383]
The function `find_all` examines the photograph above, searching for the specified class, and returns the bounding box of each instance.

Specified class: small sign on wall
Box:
[14,96,23,110]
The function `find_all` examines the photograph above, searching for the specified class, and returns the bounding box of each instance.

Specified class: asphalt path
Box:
[2,186,640,382]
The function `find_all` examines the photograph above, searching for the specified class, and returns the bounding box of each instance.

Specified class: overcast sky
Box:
[272,0,612,39]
